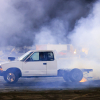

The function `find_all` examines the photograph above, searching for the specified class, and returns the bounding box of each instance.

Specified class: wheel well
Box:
[5,67,22,78]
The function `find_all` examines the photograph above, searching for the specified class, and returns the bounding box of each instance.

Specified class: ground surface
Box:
[0,77,100,99]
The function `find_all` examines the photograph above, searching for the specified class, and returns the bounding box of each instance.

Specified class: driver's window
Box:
[26,52,39,61]
[30,52,39,60]
[26,52,47,61]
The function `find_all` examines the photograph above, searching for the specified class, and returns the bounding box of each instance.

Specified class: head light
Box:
[0,66,3,71]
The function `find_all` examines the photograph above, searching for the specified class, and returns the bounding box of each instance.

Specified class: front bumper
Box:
[0,71,5,76]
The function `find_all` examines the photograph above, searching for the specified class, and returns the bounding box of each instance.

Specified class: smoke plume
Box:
[70,0,100,59]
[69,0,100,79]
[0,0,96,47]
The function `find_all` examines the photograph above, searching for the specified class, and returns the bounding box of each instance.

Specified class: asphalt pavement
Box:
[0,76,100,92]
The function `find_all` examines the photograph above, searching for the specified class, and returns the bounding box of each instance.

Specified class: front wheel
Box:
[4,70,19,84]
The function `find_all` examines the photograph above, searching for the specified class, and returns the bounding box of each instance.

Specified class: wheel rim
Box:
[7,73,15,82]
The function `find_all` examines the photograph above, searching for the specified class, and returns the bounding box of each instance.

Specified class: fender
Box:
[5,67,22,77]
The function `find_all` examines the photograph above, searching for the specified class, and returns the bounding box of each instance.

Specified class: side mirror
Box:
[8,57,15,61]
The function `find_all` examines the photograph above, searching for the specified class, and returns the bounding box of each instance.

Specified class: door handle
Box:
[43,63,47,65]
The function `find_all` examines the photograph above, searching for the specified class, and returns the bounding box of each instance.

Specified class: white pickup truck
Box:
[0,50,93,84]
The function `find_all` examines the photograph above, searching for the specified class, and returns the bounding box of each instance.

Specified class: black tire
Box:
[69,68,83,82]
[4,70,19,84]
[63,70,71,82]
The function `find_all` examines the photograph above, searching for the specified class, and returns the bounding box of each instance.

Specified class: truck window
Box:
[18,51,33,61]
[27,52,46,61]
[47,52,54,61]
[31,52,39,60]
[26,51,54,61]
[39,52,46,61]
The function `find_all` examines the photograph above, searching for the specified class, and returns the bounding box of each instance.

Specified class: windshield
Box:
[18,51,33,61]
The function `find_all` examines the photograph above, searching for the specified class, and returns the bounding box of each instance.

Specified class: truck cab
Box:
[20,50,57,76]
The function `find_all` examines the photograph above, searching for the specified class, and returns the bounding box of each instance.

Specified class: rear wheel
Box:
[69,68,83,82]
[4,70,19,84]
[63,71,70,82]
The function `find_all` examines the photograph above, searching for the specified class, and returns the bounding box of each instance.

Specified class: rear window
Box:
[47,52,54,61]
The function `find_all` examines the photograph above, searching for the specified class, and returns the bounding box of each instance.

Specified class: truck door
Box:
[46,52,57,76]
[22,52,47,76]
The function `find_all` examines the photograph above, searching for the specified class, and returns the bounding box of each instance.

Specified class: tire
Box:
[4,70,19,84]
[69,68,83,82]
[63,70,71,82]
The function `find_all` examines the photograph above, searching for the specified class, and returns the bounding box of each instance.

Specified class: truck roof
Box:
[29,50,55,52]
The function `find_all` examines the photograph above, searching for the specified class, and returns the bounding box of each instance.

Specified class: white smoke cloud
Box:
[35,18,68,44]
[69,0,100,79]
[0,0,94,47]
[0,0,24,46]
[70,1,100,59]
